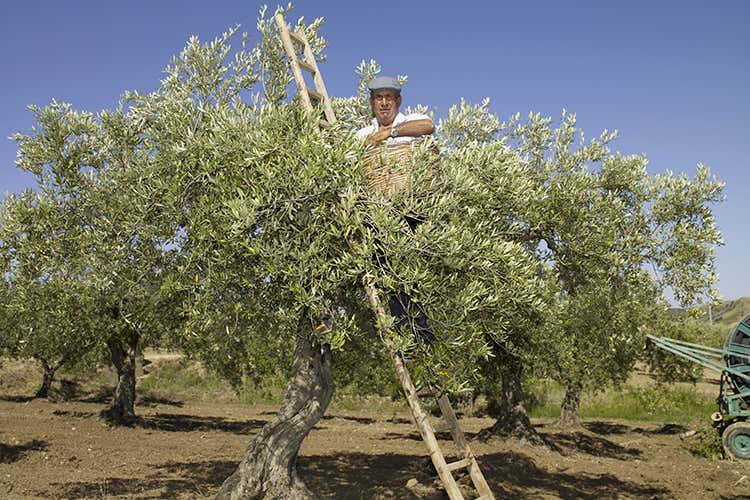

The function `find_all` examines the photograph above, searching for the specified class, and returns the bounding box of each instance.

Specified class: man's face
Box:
[370,89,401,127]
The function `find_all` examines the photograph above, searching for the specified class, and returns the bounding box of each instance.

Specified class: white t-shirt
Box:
[355,112,433,145]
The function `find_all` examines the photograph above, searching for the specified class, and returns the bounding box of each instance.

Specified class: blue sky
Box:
[1,1,747,301]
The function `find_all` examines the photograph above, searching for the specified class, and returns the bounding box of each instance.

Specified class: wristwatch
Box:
[390,127,399,139]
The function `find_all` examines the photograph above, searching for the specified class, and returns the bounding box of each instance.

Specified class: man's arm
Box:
[365,118,435,145]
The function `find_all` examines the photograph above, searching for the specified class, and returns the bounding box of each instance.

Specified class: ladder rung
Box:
[318,119,333,128]
[296,58,317,74]
[474,496,493,500]
[289,30,306,45]
[307,88,323,101]
[445,457,472,472]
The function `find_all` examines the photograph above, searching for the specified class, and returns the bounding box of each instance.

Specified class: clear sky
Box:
[1,1,747,301]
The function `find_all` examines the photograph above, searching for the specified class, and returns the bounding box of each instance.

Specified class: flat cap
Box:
[367,76,401,92]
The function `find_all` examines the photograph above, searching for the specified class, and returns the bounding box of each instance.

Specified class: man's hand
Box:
[365,127,391,145]
[364,119,435,146]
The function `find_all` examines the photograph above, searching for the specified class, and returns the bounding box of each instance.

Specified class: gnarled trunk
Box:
[102,332,139,423]
[35,358,64,399]
[479,353,544,444]
[216,321,333,499]
[556,381,583,429]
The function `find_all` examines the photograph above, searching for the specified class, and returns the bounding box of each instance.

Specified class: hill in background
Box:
[668,296,749,343]
[697,296,750,332]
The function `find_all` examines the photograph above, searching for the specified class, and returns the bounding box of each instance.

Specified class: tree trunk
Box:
[556,381,583,429]
[216,321,333,500]
[479,353,544,444]
[35,358,63,399]
[101,332,139,423]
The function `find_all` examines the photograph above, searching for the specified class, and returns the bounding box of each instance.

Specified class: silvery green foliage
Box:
[331,59,382,130]
[0,189,101,370]
[111,18,551,393]
[510,110,724,397]
[649,164,724,307]
[0,101,166,374]
[3,103,103,365]
[251,4,327,105]
[2,5,724,403]
[437,98,500,147]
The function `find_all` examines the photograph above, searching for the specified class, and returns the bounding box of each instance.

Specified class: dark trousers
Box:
[388,291,436,345]
[379,215,435,345]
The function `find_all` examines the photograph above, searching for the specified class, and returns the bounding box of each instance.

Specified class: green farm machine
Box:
[647,313,750,459]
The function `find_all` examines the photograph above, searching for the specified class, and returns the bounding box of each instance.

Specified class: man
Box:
[357,76,436,347]
[355,76,435,145]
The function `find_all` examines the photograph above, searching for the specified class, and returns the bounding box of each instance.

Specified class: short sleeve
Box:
[402,112,432,122]
[354,126,373,140]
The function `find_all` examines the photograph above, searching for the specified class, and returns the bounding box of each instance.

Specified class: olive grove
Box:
[0,5,725,498]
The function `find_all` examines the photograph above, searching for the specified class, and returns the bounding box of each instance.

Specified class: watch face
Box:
[391,128,398,138]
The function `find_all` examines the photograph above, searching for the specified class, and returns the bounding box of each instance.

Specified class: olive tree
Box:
[0,106,104,398]
[434,104,723,436]
[6,98,181,418]
[108,8,546,496]
[518,112,724,428]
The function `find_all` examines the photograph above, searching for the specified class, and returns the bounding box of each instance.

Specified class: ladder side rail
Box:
[296,28,337,124]
[360,272,464,500]
[296,57,317,74]
[287,29,307,46]
[436,395,469,450]
[436,395,495,499]
[274,13,314,114]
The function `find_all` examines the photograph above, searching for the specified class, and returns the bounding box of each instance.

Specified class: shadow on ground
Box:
[55,459,236,498]
[545,432,642,460]
[304,452,669,499]
[73,385,114,404]
[49,408,267,435]
[138,394,185,408]
[322,414,377,425]
[0,440,48,464]
[584,420,688,436]
[478,451,669,499]
[136,413,267,434]
[49,449,672,499]
[0,395,35,403]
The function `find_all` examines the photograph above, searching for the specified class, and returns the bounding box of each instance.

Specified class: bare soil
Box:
[2,393,749,499]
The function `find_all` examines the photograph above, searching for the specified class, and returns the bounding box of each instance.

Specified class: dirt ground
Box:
[1,394,749,499]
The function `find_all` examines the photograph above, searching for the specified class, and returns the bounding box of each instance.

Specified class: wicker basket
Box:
[362,139,439,198]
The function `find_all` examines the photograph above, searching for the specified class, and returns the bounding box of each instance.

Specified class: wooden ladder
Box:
[361,274,495,500]
[274,13,336,130]
[275,13,495,500]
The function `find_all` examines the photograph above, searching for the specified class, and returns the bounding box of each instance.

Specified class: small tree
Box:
[1,105,104,398]
[7,99,181,418]
[520,112,724,428]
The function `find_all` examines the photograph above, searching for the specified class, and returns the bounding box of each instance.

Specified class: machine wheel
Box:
[722,421,750,460]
